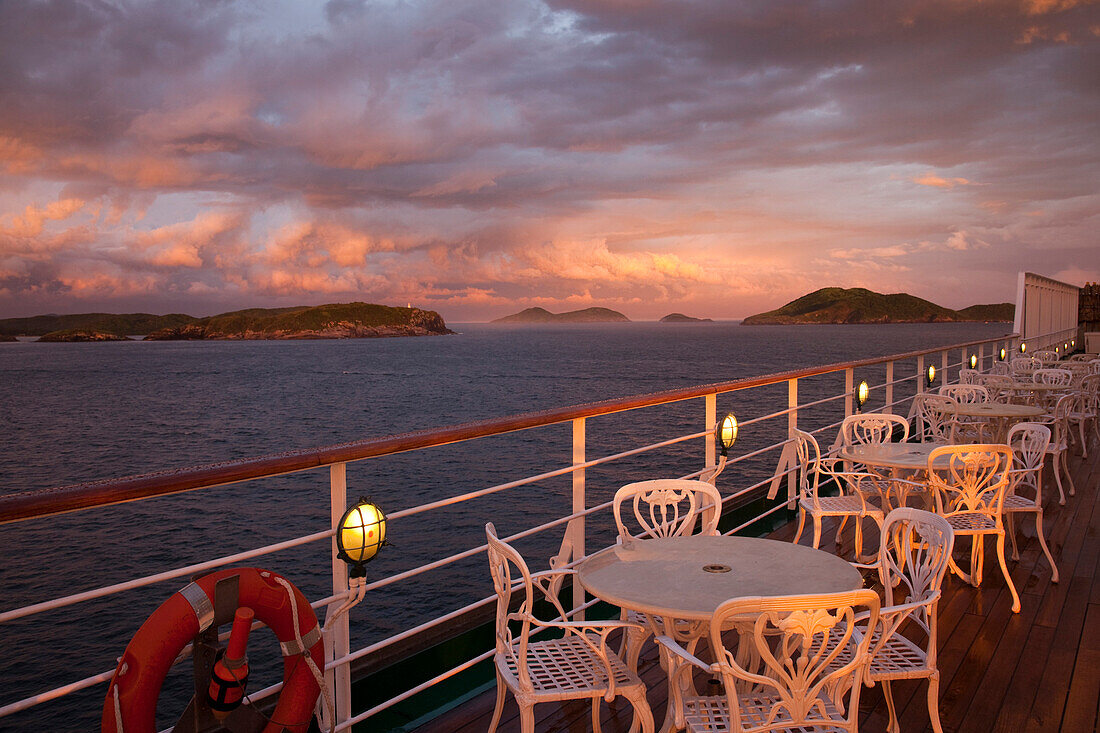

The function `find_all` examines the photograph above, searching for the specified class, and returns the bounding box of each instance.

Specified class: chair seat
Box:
[1003,494,1039,511]
[500,635,643,698]
[827,625,930,680]
[683,689,847,733]
[945,512,996,532]
[801,495,882,516]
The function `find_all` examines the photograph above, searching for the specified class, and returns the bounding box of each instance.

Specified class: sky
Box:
[0,0,1097,322]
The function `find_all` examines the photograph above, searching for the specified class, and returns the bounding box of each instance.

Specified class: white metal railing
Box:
[1,330,1046,730]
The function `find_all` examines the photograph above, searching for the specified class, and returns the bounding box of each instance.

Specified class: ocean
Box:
[0,321,1008,730]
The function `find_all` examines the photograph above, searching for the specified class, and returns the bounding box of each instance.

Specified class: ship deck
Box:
[417,442,1100,733]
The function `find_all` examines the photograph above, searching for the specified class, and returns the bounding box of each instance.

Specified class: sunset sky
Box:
[1,0,1097,322]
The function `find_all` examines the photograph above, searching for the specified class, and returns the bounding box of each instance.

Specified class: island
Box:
[491,307,630,323]
[741,288,1014,325]
[144,303,453,340]
[1,303,453,340]
[37,330,132,342]
[659,313,713,323]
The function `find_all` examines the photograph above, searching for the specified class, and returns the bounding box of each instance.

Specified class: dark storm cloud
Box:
[0,0,1096,319]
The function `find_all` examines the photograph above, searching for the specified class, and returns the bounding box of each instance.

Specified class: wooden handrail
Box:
[0,333,1014,524]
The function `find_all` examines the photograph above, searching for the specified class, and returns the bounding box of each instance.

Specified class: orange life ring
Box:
[101,567,324,733]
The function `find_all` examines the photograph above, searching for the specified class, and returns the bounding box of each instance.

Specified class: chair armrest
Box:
[655,635,714,673]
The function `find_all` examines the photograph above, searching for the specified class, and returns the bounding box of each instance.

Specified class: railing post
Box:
[978,344,985,373]
[844,368,854,418]
[884,361,894,414]
[787,378,798,509]
[328,463,352,727]
[704,393,716,474]
[941,351,949,384]
[571,417,586,619]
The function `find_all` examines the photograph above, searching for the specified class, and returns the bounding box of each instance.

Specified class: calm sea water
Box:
[0,321,1008,730]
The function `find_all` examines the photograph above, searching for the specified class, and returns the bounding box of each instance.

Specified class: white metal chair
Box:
[1068,354,1095,362]
[975,373,1014,403]
[927,444,1021,613]
[1033,368,1072,387]
[1010,357,1041,380]
[1037,393,1078,504]
[1067,373,1098,457]
[939,384,993,441]
[938,384,990,404]
[833,508,955,733]
[656,590,881,733]
[612,479,722,670]
[989,361,1011,376]
[484,523,655,733]
[1032,350,1059,363]
[837,413,911,448]
[958,368,980,385]
[1003,423,1058,581]
[792,429,883,562]
[908,393,958,444]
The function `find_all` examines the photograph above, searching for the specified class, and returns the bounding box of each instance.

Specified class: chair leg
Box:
[883,680,899,733]
[1051,454,1066,505]
[1006,513,1019,561]
[592,698,602,733]
[970,535,983,587]
[927,672,944,733]
[812,515,823,550]
[519,703,535,733]
[835,514,849,545]
[793,508,806,544]
[1034,510,1059,583]
[623,687,655,733]
[997,532,1021,613]
[1063,451,1076,496]
[488,669,507,733]
[1080,420,1089,458]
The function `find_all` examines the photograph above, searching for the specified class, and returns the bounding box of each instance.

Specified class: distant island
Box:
[0,303,453,340]
[660,313,712,323]
[741,288,1014,325]
[492,307,630,323]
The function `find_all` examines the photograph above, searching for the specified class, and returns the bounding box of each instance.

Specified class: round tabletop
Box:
[576,535,863,621]
[952,402,1046,419]
[1004,382,1070,391]
[839,442,946,471]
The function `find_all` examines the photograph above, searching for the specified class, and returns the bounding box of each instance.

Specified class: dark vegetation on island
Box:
[492,307,630,323]
[659,313,712,323]
[0,303,453,340]
[741,287,1014,325]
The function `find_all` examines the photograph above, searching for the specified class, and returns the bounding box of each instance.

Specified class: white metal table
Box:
[577,534,862,731]
[952,402,1045,441]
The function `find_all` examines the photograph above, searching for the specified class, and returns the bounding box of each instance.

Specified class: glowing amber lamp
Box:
[1020,343,1027,353]
[715,413,738,456]
[999,347,1007,361]
[969,354,978,369]
[855,380,869,412]
[337,498,387,578]
[926,364,936,389]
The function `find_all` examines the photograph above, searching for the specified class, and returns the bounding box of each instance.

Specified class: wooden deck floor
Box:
[417,439,1100,733]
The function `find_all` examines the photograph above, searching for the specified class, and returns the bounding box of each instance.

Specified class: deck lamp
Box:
[707,413,738,483]
[855,380,869,412]
[925,364,936,389]
[1020,343,1027,353]
[336,498,388,578]
[999,347,1007,361]
[969,354,978,370]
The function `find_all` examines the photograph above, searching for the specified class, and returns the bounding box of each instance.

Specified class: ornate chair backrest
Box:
[1011,357,1040,377]
[613,479,721,541]
[975,374,1013,402]
[485,522,568,693]
[1081,374,1100,411]
[939,384,990,404]
[1006,422,1050,501]
[927,445,1012,518]
[1033,368,1072,386]
[1068,354,1094,362]
[989,361,1011,376]
[709,590,880,733]
[837,413,910,447]
[1047,392,1079,447]
[792,428,823,498]
[1032,350,1059,363]
[910,393,958,443]
[958,368,980,385]
[1089,359,1100,375]
[873,508,954,663]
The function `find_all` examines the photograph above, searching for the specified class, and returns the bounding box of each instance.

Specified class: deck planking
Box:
[413,436,1100,733]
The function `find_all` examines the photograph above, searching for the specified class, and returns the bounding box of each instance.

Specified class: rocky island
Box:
[1,303,453,340]
[144,303,452,339]
[659,313,712,323]
[37,330,131,342]
[741,288,1014,325]
[492,307,630,323]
